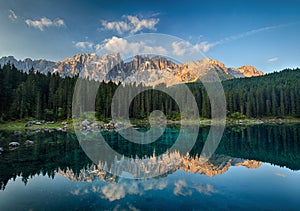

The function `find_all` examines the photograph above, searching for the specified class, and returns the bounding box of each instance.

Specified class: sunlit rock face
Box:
[58,153,262,182]
[235,65,264,77]
[0,54,264,86]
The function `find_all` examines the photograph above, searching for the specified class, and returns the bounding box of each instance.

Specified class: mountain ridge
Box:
[0,54,264,85]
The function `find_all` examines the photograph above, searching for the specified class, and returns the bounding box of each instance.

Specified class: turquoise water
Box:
[0,124,300,210]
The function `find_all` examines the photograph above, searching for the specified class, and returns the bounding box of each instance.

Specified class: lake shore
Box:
[0,117,300,131]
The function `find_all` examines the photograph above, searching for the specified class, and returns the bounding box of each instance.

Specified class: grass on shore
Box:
[0,121,70,131]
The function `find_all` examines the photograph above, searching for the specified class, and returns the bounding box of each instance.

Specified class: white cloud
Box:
[55,19,65,26]
[99,36,142,55]
[172,40,214,56]
[193,41,215,53]
[126,15,158,33]
[73,36,167,56]
[8,9,17,21]
[25,17,65,31]
[143,46,168,55]
[267,57,279,63]
[172,41,191,56]
[74,41,94,51]
[101,15,159,34]
[97,36,168,58]
[101,20,130,34]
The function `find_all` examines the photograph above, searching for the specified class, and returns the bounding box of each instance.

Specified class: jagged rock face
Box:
[122,55,182,86]
[0,54,264,85]
[209,59,229,74]
[0,56,56,73]
[55,53,124,82]
[237,65,264,77]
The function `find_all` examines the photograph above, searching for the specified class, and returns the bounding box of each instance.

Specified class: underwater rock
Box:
[9,142,20,147]
[14,131,22,136]
[25,140,34,146]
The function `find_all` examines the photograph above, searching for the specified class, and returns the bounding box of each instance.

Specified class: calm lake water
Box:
[0,124,300,210]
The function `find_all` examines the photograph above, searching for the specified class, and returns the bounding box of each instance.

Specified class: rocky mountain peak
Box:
[237,65,264,77]
[0,56,56,73]
[0,54,265,85]
[209,59,228,74]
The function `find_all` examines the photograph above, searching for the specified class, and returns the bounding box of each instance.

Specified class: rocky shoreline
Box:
[0,118,299,133]
[80,120,125,131]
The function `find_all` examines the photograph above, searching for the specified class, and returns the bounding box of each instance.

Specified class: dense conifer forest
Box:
[0,64,299,121]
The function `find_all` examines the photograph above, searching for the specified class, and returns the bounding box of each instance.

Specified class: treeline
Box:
[0,63,299,121]
[222,69,300,118]
[0,64,76,121]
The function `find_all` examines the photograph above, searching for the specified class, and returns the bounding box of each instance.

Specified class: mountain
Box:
[0,54,264,85]
[0,56,56,73]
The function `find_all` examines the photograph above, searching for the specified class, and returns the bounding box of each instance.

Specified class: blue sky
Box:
[1,0,300,73]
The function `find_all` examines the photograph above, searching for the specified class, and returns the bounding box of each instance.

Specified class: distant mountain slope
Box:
[0,54,264,85]
[0,56,56,73]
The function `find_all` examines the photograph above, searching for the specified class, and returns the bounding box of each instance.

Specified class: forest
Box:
[0,63,299,122]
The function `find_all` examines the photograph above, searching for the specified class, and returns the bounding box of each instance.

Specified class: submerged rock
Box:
[14,131,22,136]
[25,140,34,145]
[9,142,20,147]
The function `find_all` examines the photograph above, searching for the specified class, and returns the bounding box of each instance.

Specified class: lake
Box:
[0,124,300,210]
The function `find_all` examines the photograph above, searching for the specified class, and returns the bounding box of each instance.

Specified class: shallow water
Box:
[0,124,300,210]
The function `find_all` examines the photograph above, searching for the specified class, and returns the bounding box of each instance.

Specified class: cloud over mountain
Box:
[74,41,94,51]
[98,36,168,57]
